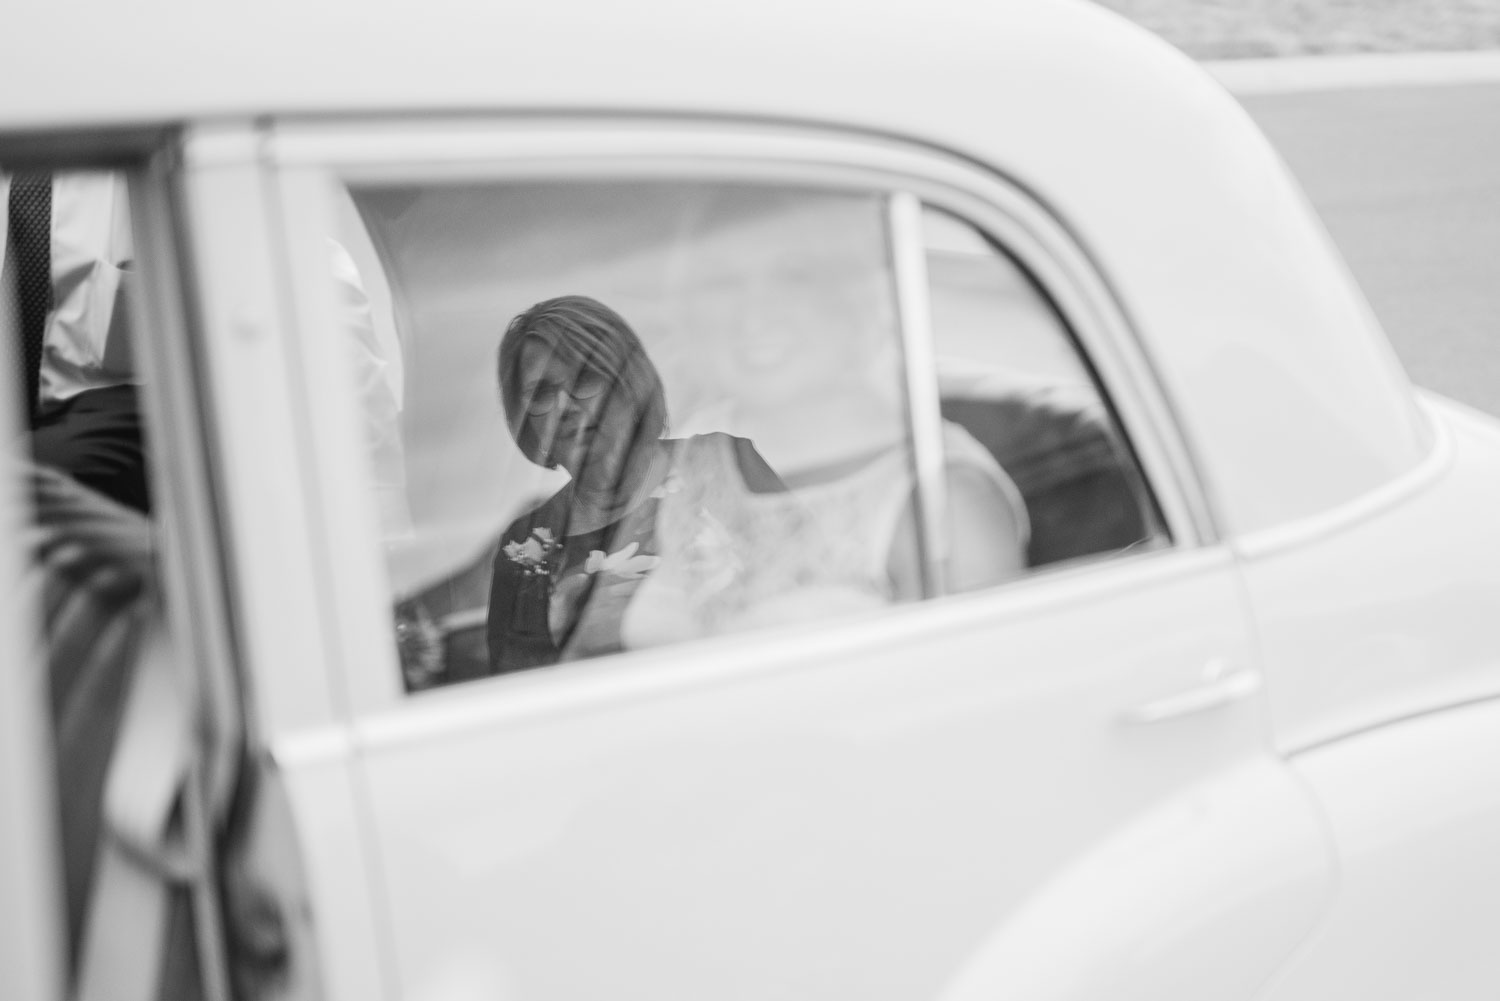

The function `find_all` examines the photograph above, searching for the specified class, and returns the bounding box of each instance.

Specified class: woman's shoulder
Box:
[940,420,1031,546]
[672,433,786,495]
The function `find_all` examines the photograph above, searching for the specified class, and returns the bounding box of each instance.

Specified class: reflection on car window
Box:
[339,181,1156,691]
[3,166,181,987]
[922,205,1164,568]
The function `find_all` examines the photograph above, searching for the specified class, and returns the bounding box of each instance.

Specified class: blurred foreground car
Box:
[3,1,1500,999]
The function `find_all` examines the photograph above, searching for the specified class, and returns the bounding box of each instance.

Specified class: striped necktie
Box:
[9,173,52,420]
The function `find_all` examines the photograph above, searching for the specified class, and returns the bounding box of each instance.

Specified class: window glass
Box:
[922,204,1164,567]
[337,180,1160,692]
[344,181,937,688]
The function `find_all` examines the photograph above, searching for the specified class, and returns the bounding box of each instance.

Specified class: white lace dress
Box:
[616,424,1028,650]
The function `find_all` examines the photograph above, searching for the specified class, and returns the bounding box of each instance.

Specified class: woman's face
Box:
[681,203,894,408]
[514,338,637,483]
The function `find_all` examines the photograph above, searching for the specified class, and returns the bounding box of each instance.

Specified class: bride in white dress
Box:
[621,188,1028,646]
[486,191,1028,673]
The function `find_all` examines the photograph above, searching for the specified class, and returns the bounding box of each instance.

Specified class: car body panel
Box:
[268,754,391,1001]
[349,548,1308,1000]
[1239,393,1500,753]
[174,132,347,736]
[1263,697,1500,1000]
[936,756,1332,1001]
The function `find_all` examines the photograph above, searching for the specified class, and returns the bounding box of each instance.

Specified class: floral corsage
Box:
[503,527,559,577]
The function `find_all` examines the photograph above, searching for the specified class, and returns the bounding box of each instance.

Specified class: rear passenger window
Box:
[332,180,1164,691]
[922,205,1162,568]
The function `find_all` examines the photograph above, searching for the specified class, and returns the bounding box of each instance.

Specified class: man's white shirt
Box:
[0,171,135,407]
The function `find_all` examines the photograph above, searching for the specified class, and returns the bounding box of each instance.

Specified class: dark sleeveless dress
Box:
[486,433,783,674]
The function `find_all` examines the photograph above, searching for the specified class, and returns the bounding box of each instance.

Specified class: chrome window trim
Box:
[886,191,948,597]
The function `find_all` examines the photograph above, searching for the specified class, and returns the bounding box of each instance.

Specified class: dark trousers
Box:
[31,383,150,513]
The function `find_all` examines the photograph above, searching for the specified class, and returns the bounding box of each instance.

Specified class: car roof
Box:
[8,0,1170,130]
[4,0,1428,535]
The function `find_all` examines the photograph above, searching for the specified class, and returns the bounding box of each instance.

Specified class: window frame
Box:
[885,190,948,598]
[264,115,1218,715]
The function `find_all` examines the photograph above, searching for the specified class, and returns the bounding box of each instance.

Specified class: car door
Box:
[182,118,1335,1001]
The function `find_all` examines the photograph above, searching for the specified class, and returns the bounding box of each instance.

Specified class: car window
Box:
[921,204,1164,568]
[331,179,1164,691]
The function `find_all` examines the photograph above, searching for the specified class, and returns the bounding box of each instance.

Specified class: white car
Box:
[4,1,1499,1000]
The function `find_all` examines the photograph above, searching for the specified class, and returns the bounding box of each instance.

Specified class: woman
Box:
[488,287,1028,676]
[486,295,784,672]
[677,188,1030,601]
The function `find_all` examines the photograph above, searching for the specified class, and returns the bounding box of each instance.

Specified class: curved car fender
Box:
[935,756,1332,1001]
[1262,697,1500,1000]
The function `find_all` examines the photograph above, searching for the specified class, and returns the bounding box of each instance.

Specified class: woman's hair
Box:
[498,295,669,467]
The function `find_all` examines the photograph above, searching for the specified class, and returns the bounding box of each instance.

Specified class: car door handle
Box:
[1123,659,1262,725]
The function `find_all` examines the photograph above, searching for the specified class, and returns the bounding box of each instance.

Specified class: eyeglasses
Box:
[523,372,610,416]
